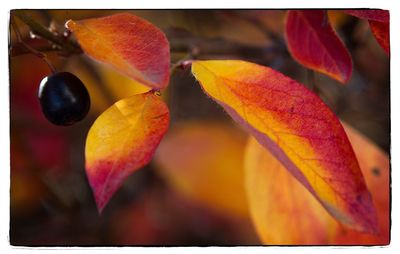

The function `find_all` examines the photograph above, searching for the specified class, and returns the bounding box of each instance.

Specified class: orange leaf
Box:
[285,10,352,83]
[66,13,170,90]
[369,20,390,55]
[333,124,389,245]
[191,60,377,233]
[85,92,169,213]
[154,122,250,219]
[344,10,389,22]
[245,137,336,244]
[245,123,389,245]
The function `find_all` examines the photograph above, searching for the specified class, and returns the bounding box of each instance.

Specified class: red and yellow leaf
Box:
[191,60,377,233]
[66,13,170,90]
[344,10,389,23]
[369,20,390,55]
[245,123,389,245]
[154,122,249,219]
[285,10,352,84]
[85,92,169,213]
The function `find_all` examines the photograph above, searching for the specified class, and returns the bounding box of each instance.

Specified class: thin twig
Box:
[13,10,82,55]
[11,42,60,57]
[12,11,285,64]
[307,69,320,94]
[11,18,57,73]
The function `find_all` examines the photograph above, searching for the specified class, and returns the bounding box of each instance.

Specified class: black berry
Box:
[38,72,90,126]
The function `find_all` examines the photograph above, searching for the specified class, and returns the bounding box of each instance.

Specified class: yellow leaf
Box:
[245,123,389,245]
[85,92,169,213]
[192,60,377,233]
[154,122,249,219]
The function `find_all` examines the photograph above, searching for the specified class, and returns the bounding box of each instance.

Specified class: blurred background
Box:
[9,10,389,245]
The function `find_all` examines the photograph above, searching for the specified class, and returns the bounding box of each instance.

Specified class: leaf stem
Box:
[170,47,198,75]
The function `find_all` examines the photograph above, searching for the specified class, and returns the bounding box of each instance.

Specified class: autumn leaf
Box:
[285,10,352,84]
[245,137,337,245]
[344,10,389,23]
[328,10,351,29]
[66,13,170,90]
[96,61,151,98]
[369,21,390,55]
[85,92,169,213]
[63,57,111,113]
[191,60,377,233]
[154,122,249,219]
[245,123,389,245]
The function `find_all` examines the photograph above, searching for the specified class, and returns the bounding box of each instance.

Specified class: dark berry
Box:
[38,72,90,126]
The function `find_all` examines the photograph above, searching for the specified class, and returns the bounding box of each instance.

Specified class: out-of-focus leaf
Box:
[110,183,259,245]
[110,192,170,245]
[66,13,170,90]
[245,137,336,244]
[63,56,113,113]
[245,123,389,245]
[334,124,390,245]
[85,92,169,213]
[25,130,69,173]
[154,122,250,218]
[64,56,152,114]
[10,144,47,215]
[191,60,377,233]
[11,172,46,216]
[328,10,351,29]
[95,61,151,98]
[369,21,390,55]
[285,10,352,84]
[10,54,53,121]
[344,10,389,23]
